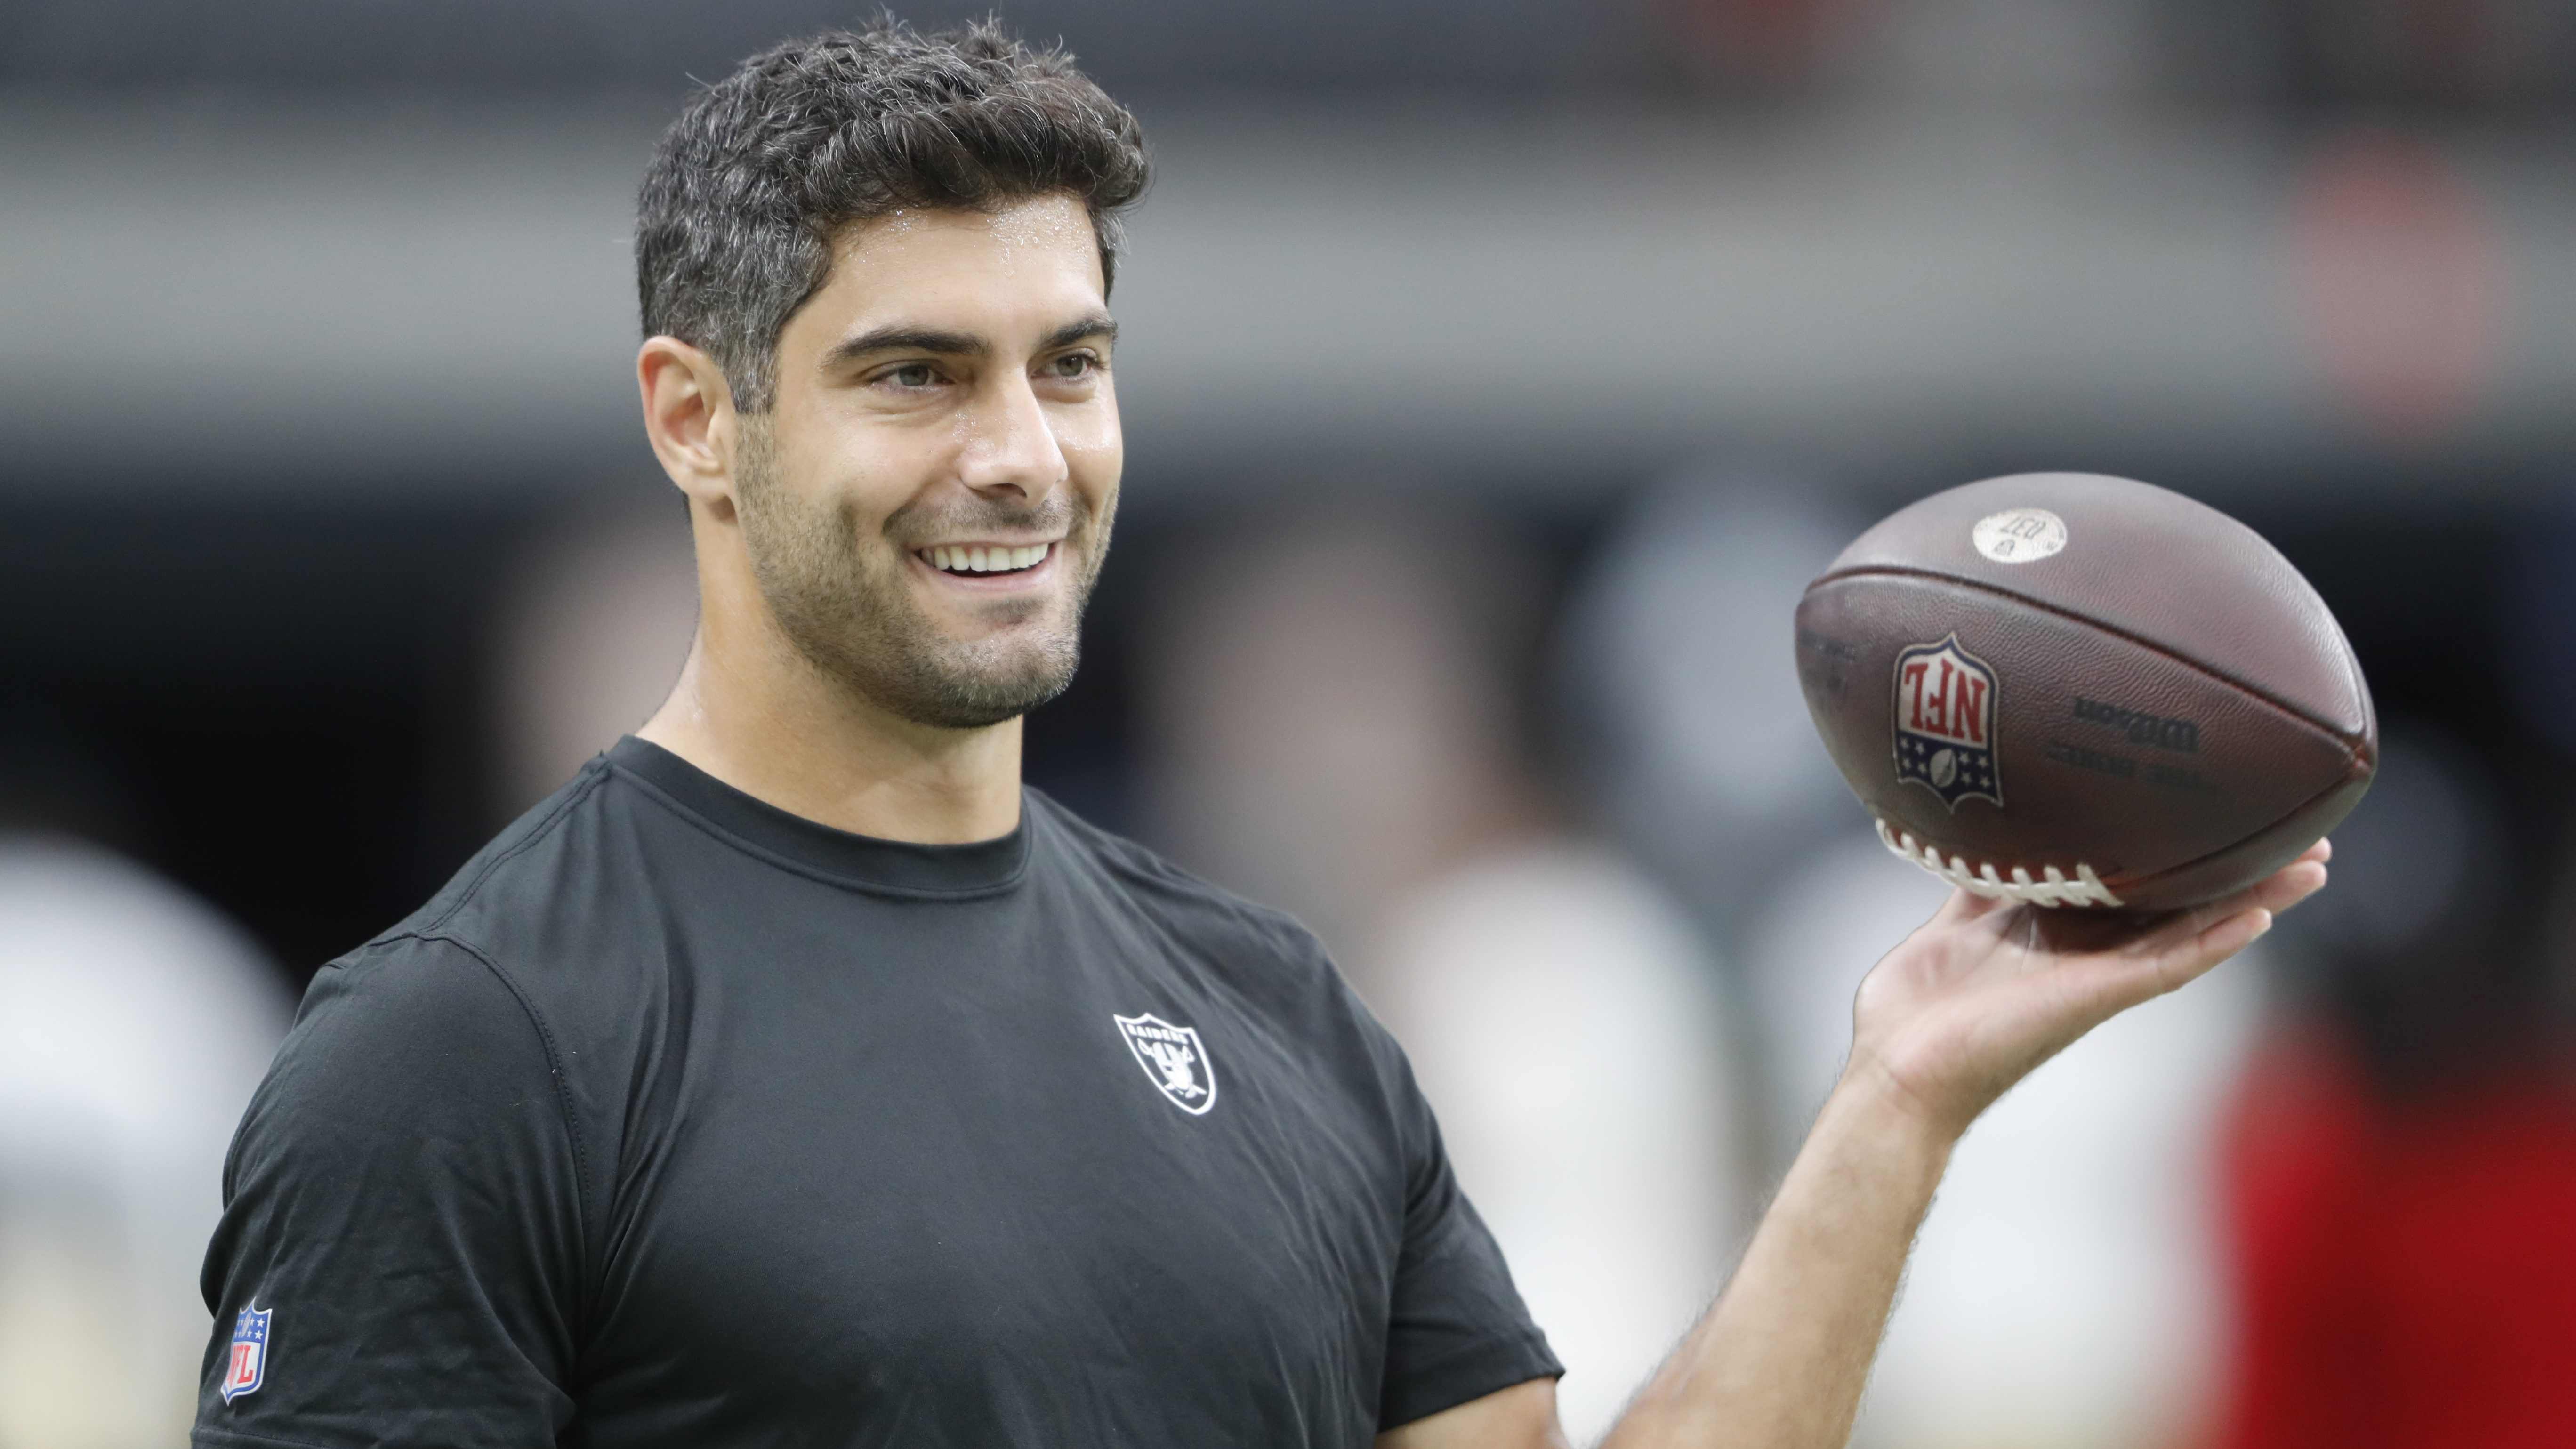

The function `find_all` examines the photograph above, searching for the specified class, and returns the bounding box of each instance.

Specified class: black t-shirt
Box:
[194,737,1557,1448]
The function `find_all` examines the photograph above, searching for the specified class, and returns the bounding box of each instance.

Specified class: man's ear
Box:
[638,336,744,509]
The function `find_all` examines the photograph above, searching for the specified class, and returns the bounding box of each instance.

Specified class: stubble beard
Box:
[733,424,1110,731]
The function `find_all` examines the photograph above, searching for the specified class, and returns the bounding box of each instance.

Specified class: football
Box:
[1794,472,2376,913]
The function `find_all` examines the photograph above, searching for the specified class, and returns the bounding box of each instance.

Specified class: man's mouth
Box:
[919,542,1056,578]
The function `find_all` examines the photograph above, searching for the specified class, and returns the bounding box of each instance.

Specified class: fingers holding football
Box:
[2148,841,2331,947]
[1850,826,2339,1129]
[2252,846,2330,912]
[2142,902,2274,988]
[2026,837,2330,965]
[2075,853,2326,1009]
[2155,840,2332,944]
[1952,850,2318,1039]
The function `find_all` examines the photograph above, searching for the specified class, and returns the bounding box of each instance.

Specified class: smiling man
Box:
[193,21,2326,1449]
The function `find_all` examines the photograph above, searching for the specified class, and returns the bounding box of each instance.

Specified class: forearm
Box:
[1423,869,2314,1449]
[1602,1073,1951,1449]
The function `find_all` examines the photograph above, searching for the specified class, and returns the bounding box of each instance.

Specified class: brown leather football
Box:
[1794,472,2375,913]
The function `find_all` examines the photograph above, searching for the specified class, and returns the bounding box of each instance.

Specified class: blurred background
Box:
[6,0,2576,1444]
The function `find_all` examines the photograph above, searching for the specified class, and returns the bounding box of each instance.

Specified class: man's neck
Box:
[636,625,1025,846]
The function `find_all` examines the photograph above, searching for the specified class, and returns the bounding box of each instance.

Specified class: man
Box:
[194,21,2326,1449]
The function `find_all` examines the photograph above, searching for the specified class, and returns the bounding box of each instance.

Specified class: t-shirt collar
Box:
[606,735,1031,895]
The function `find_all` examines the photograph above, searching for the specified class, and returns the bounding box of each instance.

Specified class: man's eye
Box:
[1048,353,1096,378]
[886,363,938,388]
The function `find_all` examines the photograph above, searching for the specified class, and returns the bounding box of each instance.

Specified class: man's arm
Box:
[1381,843,2329,1449]
[198,934,584,1446]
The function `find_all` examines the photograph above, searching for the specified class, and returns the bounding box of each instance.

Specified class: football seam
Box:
[1874,818,2125,907]
[1879,753,2368,910]
[1809,564,2372,750]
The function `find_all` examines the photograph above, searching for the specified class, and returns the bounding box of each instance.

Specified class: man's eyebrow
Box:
[1040,314,1119,351]
[819,314,1117,373]
[821,325,988,371]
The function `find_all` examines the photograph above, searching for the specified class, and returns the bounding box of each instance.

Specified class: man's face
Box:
[737,193,1121,730]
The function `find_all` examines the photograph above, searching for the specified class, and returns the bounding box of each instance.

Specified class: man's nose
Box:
[956,374,1067,499]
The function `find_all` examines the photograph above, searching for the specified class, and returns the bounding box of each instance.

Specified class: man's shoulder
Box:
[378,758,618,950]
[306,755,674,1063]
[1025,789,1330,968]
[260,930,564,1157]
[299,757,659,1087]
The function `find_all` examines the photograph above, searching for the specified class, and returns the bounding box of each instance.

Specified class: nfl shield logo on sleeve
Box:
[221,1304,271,1404]
[1114,1013,1218,1116]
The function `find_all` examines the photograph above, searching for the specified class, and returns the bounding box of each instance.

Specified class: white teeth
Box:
[930,543,1051,573]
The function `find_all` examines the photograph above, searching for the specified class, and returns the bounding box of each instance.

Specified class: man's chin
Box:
[916,586,1073,646]
[865,624,1081,730]
[887,666,1076,731]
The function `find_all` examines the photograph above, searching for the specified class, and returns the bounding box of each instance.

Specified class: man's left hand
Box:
[1844,840,2332,1142]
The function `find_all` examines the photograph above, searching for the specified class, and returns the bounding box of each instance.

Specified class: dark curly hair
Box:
[635,18,1150,412]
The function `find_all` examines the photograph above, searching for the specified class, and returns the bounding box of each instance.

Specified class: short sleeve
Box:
[194,934,587,1449]
[1377,1057,1562,1429]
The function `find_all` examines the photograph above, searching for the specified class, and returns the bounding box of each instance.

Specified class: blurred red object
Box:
[2218,1030,2576,1449]
[2287,133,2509,445]
[1648,0,1863,87]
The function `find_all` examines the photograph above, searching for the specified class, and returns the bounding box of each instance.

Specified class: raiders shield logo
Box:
[1892,635,2003,809]
[1114,1013,1218,1116]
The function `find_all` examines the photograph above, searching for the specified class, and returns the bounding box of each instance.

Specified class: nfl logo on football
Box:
[221,1304,272,1404]
[1892,635,2003,809]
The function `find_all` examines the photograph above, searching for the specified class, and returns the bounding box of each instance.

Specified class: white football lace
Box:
[1874,819,2125,908]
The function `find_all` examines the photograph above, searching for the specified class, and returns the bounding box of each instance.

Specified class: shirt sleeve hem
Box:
[1379,1330,1566,1430]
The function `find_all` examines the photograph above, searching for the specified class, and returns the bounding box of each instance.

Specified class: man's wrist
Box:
[1817,1061,1962,1183]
